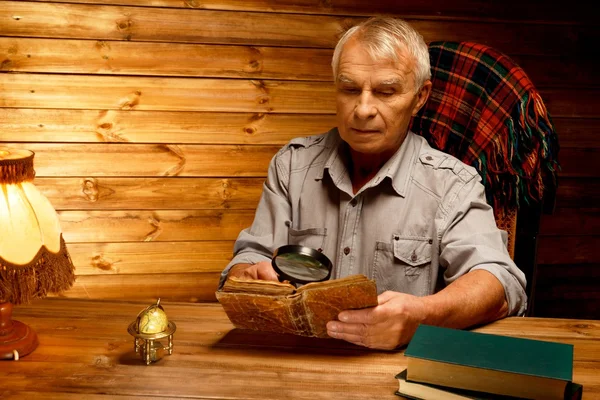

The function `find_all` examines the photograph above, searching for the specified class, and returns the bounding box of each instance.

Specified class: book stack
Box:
[396,325,583,400]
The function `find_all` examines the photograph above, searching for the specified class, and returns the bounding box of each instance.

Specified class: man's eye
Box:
[376,90,395,96]
[340,87,360,94]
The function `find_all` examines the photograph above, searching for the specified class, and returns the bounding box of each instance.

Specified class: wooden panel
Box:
[53,272,221,301]
[3,143,593,178]
[537,236,600,265]
[511,55,599,88]
[0,109,336,144]
[556,148,600,178]
[59,210,255,242]
[2,1,348,48]
[18,0,596,22]
[552,118,600,149]
[554,178,600,208]
[3,38,598,89]
[7,143,279,177]
[0,38,334,81]
[0,74,336,114]
[36,177,263,210]
[68,241,235,275]
[2,74,596,118]
[2,2,596,55]
[540,208,600,236]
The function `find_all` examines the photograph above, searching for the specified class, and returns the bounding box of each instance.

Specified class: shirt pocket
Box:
[373,236,433,296]
[287,227,327,251]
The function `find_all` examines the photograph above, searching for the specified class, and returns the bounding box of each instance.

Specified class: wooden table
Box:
[0,298,598,399]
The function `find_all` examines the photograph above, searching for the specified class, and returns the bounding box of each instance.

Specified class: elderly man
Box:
[219,17,527,350]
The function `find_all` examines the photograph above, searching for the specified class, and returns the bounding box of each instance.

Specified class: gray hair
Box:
[331,17,431,91]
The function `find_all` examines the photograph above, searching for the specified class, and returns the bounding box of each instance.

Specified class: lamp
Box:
[0,147,75,360]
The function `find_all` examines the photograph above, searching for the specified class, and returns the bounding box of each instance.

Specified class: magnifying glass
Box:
[272,245,332,285]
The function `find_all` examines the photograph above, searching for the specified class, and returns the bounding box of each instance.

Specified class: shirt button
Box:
[411,252,418,262]
[394,235,399,241]
[350,199,357,207]
[343,247,351,255]
[426,155,433,161]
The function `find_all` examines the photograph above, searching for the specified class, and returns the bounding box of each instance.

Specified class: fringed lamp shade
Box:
[0,148,75,360]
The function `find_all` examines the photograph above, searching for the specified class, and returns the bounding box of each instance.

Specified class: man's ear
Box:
[412,80,432,116]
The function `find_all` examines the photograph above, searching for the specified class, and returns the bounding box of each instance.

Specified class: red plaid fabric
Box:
[410,41,559,215]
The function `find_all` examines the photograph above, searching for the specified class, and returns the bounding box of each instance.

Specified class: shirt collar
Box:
[318,129,419,197]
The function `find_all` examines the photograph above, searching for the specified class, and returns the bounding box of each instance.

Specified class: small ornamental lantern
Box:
[127,299,176,365]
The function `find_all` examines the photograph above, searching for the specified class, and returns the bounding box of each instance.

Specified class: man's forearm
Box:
[421,269,509,329]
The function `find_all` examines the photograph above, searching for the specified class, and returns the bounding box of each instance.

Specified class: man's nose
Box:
[355,91,377,119]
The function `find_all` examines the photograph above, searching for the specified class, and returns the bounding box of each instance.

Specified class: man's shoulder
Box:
[274,129,336,169]
[278,130,333,153]
[412,135,480,184]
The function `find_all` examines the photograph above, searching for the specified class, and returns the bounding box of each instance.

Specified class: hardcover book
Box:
[216,274,378,338]
[403,324,579,400]
[395,369,527,400]
[395,368,582,400]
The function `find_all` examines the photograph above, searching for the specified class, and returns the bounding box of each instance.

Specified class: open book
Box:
[216,274,378,338]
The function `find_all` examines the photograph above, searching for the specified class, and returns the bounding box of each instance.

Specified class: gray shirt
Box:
[220,128,527,316]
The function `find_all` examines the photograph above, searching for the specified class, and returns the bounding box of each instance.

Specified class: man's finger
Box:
[338,306,378,324]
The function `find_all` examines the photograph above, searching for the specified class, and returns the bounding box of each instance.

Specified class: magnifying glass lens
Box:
[272,245,332,285]
[274,253,329,281]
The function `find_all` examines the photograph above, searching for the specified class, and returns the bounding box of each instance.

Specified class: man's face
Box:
[335,37,430,157]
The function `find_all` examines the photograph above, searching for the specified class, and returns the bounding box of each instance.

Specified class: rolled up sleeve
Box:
[439,178,528,316]
[218,149,292,289]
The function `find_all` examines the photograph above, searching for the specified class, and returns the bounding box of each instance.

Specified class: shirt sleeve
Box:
[218,147,293,289]
[438,176,528,316]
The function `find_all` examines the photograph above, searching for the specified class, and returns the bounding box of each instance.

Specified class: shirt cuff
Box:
[470,264,528,316]
[218,252,273,290]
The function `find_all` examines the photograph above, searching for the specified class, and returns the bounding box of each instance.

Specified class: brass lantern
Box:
[127,299,176,365]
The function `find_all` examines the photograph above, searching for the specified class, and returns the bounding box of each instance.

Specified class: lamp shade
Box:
[0,148,75,305]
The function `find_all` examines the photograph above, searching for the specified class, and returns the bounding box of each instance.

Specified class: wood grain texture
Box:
[0,108,336,144]
[0,74,336,114]
[16,0,597,22]
[55,272,221,301]
[540,208,600,236]
[3,2,596,55]
[35,177,263,210]
[5,299,600,399]
[67,241,235,275]
[33,176,598,211]
[58,210,255,242]
[6,143,280,177]
[0,37,334,81]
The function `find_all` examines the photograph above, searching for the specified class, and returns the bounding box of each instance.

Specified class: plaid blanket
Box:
[410,41,560,215]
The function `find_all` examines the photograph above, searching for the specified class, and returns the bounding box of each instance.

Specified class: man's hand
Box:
[227,261,279,282]
[326,291,428,350]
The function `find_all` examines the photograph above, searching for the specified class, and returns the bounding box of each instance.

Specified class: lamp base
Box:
[0,302,38,360]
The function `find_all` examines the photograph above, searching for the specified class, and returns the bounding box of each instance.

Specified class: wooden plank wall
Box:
[1,1,598,319]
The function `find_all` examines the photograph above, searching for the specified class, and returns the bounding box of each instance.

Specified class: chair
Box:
[409,41,560,316]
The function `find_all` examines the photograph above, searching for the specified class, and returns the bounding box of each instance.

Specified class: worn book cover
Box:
[216,274,378,338]
[404,324,577,400]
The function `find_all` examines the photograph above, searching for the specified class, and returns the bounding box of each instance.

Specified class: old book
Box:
[404,325,578,400]
[395,369,583,400]
[216,274,378,338]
